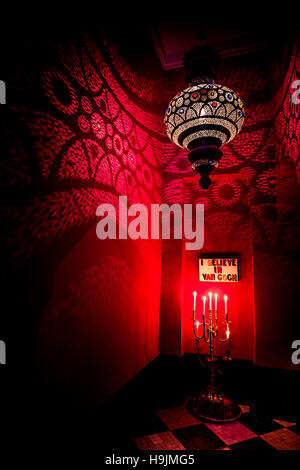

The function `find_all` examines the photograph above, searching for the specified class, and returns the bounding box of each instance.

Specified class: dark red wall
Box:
[1,29,165,407]
[38,231,161,406]
[253,42,300,369]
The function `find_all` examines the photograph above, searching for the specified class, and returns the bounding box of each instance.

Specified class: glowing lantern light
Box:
[164,46,245,189]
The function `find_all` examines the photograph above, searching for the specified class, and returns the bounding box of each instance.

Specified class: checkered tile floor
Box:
[130,403,300,451]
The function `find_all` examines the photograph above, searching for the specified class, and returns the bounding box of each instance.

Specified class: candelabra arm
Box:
[217,336,228,343]
[192,311,205,340]
[217,320,231,342]
[203,327,210,344]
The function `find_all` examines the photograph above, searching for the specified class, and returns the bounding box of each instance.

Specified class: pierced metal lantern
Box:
[164,47,245,189]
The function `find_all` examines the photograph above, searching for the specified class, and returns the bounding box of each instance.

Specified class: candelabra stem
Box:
[209,329,214,362]
[210,362,215,392]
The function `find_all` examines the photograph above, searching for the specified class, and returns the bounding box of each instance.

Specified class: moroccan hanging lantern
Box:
[164,46,245,189]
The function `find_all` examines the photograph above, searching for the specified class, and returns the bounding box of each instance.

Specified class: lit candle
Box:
[214,293,218,322]
[208,292,212,310]
[196,320,200,335]
[202,296,206,324]
[226,323,231,358]
[224,295,228,321]
[193,291,197,312]
[208,292,213,327]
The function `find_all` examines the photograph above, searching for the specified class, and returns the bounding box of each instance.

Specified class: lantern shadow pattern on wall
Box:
[1,33,164,273]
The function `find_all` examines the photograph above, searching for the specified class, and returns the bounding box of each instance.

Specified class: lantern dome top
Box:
[164,82,244,150]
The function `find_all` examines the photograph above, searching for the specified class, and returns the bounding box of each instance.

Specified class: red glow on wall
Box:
[1,28,300,412]
[1,31,167,405]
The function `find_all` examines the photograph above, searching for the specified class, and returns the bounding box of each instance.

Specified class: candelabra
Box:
[187,292,241,422]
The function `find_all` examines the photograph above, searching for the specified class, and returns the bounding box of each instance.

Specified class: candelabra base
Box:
[187,389,241,423]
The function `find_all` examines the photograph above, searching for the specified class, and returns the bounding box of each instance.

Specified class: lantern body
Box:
[164,82,245,188]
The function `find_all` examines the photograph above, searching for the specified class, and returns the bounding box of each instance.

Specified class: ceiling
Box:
[149,20,279,70]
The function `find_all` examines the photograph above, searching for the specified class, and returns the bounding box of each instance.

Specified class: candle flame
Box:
[224,295,228,301]
[203,296,206,301]
[226,325,230,339]
[196,321,199,328]
[193,291,197,297]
